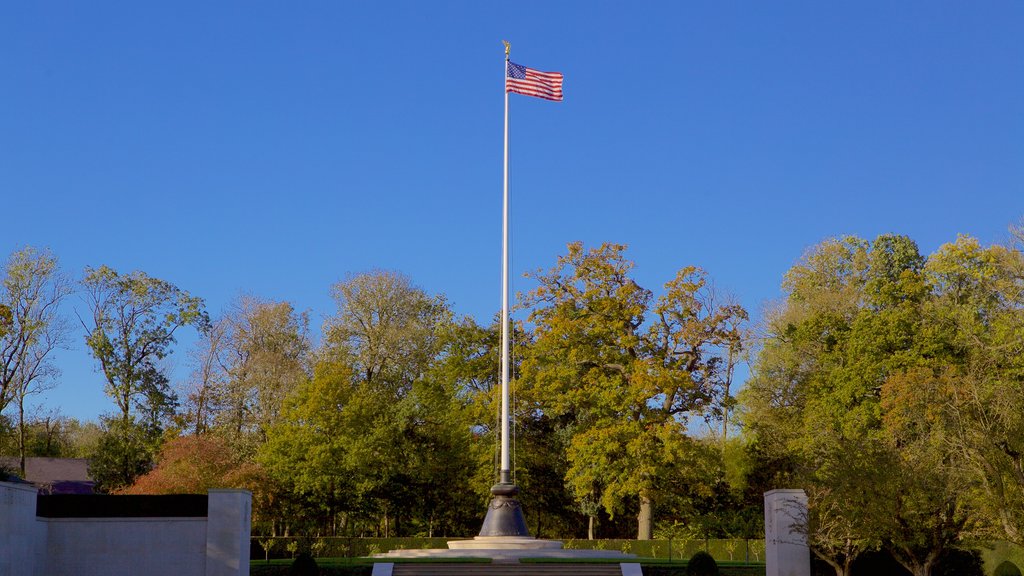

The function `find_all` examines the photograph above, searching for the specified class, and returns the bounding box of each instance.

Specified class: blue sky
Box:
[3,1,1022,423]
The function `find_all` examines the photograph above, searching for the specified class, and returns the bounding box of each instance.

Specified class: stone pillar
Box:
[205,489,251,576]
[0,481,40,576]
[764,489,810,576]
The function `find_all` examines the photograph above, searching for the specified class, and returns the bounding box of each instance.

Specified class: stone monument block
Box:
[206,489,252,576]
[764,489,810,576]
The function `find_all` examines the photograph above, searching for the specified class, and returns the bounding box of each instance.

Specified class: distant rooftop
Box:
[0,457,94,494]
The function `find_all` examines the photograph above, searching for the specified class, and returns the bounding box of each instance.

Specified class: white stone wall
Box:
[0,481,250,576]
[0,482,42,576]
[42,518,207,576]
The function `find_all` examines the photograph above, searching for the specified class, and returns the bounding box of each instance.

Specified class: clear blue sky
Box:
[3,2,1022,423]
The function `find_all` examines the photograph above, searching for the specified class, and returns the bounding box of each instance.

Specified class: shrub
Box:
[310,540,327,558]
[934,548,984,576]
[995,561,1023,576]
[290,552,318,576]
[687,551,719,576]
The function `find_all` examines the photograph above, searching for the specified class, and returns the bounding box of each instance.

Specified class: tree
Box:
[427,314,585,537]
[742,234,978,576]
[260,271,483,538]
[521,242,748,539]
[179,318,228,435]
[0,247,72,473]
[121,434,265,495]
[63,418,104,458]
[177,296,311,451]
[889,235,1024,544]
[880,368,978,576]
[81,265,206,423]
[19,409,69,457]
[259,354,358,536]
[324,271,472,537]
[80,266,206,489]
[796,440,889,576]
[208,296,311,452]
[88,416,158,493]
[325,270,449,391]
[0,304,11,340]
[12,355,61,472]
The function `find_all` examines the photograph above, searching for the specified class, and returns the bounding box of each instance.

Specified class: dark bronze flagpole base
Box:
[478,482,531,537]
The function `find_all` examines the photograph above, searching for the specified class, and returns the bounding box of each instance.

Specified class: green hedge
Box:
[643,565,765,576]
[559,539,764,562]
[251,537,766,562]
[253,537,464,559]
[248,563,763,576]
[249,558,373,576]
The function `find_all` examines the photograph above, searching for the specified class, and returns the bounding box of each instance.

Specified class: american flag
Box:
[506,61,563,102]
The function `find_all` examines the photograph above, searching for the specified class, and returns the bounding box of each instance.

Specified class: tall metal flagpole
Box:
[474,39,530,539]
[449,44,566,551]
[500,39,512,486]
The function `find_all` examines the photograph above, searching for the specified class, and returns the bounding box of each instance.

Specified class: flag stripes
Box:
[506,61,563,102]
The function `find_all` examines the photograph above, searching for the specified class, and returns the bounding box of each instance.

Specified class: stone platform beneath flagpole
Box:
[371,535,636,562]
[448,535,563,552]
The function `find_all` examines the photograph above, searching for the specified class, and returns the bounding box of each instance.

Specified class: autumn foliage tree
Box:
[881,235,1024,545]
[121,434,264,495]
[521,242,747,540]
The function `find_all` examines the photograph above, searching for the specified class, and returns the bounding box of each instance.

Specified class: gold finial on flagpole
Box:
[503,40,510,59]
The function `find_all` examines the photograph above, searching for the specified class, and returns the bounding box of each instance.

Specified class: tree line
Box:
[0,242,753,542]
[742,228,1024,576]
[3,227,1024,576]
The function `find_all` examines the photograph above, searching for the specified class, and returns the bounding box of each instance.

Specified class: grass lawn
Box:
[520,557,766,576]
[250,556,492,575]
[640,561,766,576]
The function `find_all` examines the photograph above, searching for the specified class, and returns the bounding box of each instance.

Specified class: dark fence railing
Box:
[37,494,209,518]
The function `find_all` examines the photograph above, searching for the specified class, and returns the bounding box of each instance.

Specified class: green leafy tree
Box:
[0,247,72,473]
[508,404,585,539]
[397,366,483,537]
[260,354,359,536]
[63,418,104,458]
[742,234,978,576]
[796,440,889,576]
[888,235,1024,544]
[19,410,70,457]
[262,271,484,538]
[88,416,158,493]
[80,266,206,488]
[321,270,455,536]
[521,242,748,539]
[429,315,583,538]
[81,265,207,423]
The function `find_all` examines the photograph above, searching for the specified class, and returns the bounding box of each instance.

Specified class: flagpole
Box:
[500,39,511,486]
[465,41,536,540]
